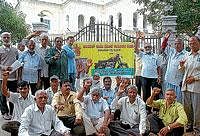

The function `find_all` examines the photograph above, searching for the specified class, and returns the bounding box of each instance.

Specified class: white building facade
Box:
[15,0,152,35]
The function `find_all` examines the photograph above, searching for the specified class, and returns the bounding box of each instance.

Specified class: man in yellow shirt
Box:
[51,80,84,136]
[146,88,188,136]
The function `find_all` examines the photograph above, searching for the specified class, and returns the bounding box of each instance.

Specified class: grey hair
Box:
[90,87,101,94]
[1,32,11,37]
[35,90,47,98]
[40,33,49,39]
[126,85,138,92]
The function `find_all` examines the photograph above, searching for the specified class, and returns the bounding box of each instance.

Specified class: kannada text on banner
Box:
[73,42,135,77]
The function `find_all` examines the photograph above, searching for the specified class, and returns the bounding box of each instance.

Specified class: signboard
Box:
[73,42,135,77]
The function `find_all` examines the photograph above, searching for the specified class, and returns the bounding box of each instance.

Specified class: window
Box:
[43,19,50,30]
[89,16,95,32]
[143,15,147,29]
[78,14,84,30]
[133,13,137,28]
[66,15,69,28]
[117,13,122,28]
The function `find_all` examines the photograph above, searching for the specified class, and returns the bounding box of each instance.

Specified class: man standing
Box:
[147,88,188,136]
[0,32,18,120]
[162,32,187,102]
[180,36,200,133]
[19,39,42,95]
[110,85,147,136]
[36,33,50,89]
[1,71,34,136]
[18,90,70,136]
[134,33,161,106]
[63,36,76,90]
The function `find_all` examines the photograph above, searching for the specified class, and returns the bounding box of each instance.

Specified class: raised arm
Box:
[146,87,161,105]
[134,32,140,54]
[161,32,170,51]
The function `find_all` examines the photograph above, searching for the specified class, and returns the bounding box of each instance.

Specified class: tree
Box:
[135,0,200,36]
[0,0,28,43]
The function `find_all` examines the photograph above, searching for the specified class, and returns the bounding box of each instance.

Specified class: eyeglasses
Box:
[144,46,151,49]
[3,37,10,39]
[19,87,28,90]
[56,41,62,43]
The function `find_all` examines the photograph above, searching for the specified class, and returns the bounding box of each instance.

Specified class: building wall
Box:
[17,0,152,35]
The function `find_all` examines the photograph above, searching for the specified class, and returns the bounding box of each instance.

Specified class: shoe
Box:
[3,113,11,120]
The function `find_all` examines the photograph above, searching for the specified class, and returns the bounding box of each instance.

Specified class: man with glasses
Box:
[134,33,161,113]
[0,32,18,120]
[1,71,34,136]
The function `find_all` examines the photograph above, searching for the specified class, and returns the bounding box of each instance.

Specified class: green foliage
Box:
[0,0,28,43]
[135,0,200,36]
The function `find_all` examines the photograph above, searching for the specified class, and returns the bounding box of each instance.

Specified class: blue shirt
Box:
[83,95,109,119]
[164,47,187,86]
[19,51,42,83]
[138,51,160,78]
[100,87,115,106]
[62,44,76,74]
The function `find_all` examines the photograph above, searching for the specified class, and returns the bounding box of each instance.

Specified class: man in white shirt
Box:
[110,84,147,136]
[180,36,200,133]
[18,90,70,136]
[1,71,34,136]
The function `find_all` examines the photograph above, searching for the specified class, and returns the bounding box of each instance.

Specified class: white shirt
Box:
[181,51,200,93]
[111,96,147,134]
[36,45,50,77]
[9,92,34,121]
[18,103,70,136]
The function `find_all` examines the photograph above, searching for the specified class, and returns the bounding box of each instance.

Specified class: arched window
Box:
[143,15,147,29]
[133,13,137,28]
[117,13,122,28]
[78,14,84,30]
[66,15,69,28]
[109,15,113,32]
[89,16,95,32]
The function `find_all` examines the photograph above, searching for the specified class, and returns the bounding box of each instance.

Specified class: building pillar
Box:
[162,16,177,47]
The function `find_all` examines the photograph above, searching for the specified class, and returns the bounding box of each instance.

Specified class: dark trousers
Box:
[68,73,76,91]
[40,129,66,136]
[1,121,20,136]
[141,77,158,102]
[148,113,184,136]
[0,80,17,115]
[109,121,142,136]
[40,77,50,90]
[58,116,85,136]
[135,76,142,96]
[30,83,37,95]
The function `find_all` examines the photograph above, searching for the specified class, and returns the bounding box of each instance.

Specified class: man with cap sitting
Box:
[45,75,60,105]
[77,87,110,136]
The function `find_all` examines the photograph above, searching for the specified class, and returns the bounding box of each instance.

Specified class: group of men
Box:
[0,30,199,136]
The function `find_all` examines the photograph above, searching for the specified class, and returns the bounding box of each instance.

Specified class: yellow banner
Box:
[73,42,135,76]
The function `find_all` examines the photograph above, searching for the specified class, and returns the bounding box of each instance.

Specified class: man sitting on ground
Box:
[77,87,110,136]
[1,71,34,136]
[146,88,188,136]
[18,90,70,136]
[110,85,147,136]
[51,80,85,136]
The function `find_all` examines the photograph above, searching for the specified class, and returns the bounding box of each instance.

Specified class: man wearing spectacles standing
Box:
[134,32,161,113]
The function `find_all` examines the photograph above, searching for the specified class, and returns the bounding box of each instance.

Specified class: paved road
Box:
[0,114,10,136]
